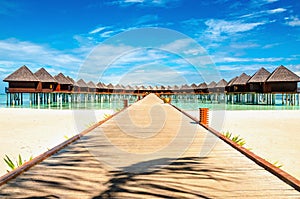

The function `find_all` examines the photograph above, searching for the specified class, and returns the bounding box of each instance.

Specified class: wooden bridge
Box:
[0,94,299,198]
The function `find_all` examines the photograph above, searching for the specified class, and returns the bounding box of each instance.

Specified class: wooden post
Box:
[123,99,128,109]
[199,108,209,126]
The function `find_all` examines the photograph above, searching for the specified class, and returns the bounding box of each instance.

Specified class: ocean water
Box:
[0,93,300,111]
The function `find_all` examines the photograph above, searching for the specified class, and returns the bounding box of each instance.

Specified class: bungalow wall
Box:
[249,83,264,93]
[8,81,39,93]
[264,82,297,93]
[232,85,249,93]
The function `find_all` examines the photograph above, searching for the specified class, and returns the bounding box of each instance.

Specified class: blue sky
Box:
[0,0,300,91]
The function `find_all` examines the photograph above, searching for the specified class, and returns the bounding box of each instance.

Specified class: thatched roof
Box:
[66,76,79,87]
[147,86,153,90]
[97,82,107,89]
[190,83,197,89]
[215,79,228,88]
[232,73,251,85]
[87,81,98,89]
[266,65,300,82]
[207,81,217,89]
[172,85,179,90]
[199,82,208,89]
[77,79,88,88]
[227,76,238,87]
[181,84,191,90]
[34,68,57,83]
[248,68,271,83]
[107,83,114,89]
[4,65,39,82]
[125,85,134,90]
[114,84,123,90]
[54,73,72,85]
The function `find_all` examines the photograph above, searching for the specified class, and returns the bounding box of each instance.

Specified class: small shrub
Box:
[223,131,246,147]
[4,154,33,172]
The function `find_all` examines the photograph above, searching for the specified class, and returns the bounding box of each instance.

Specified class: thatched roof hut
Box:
[34,68,57,83]
[248,68,270,93]
[265,65,300,92]
[54,73,72,85]
[87,81,98,92]
[215,79,228,92]
[4,65,39,82]
[248,68,270,83]
[54,73,73,92]
[77,79,88,88]
[266,65,300,82]
[3,65,40,93]
[231,73,251,92]
[34,68,57,92]
[207,81,217,92]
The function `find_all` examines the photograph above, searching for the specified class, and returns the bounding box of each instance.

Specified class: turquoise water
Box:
[0,93,300,111]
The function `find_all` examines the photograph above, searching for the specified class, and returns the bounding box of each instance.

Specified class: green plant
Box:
[4,154,33,172]
[103,113,111,120]
[267,160,283,168]
[223,131,246,147]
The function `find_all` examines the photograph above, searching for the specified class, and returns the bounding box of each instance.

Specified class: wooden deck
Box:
[0,94,299,198]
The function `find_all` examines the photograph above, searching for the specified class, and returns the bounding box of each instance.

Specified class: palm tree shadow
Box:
[93,156,237,199]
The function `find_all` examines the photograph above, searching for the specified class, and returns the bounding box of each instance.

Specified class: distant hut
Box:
[231,73,251,92]
[180,84,191,93]
[146,86,153,93]
[166,86,173,93]
[215,79,228,93]
[87,81,98,93]
[139,85,146,93]
[66,76,79,92]
[225,76,238,92]
[124,85,134,93]
[190,83,198,93]
[265,65,300,93]
[34,68,57,92]
[54,73,73,92]
[97,82,107,93]
[248,67,271,93]
[114,84,124,93]
[207,81,217,93]
[172,85,180,93]
[106,83,114,93]
[199,82,208,93]
[77,79,89,92]
[4,65,40,93]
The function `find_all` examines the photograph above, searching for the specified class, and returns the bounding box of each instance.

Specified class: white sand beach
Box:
[0,108,114,177]
[0,108,299,181]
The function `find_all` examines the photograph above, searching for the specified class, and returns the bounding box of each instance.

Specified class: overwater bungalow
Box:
[231,73,251,92]
[207,81,217,93]
[87,81,98,93]
[54,73,73,92]
[198,82,208,93]
[215,79,228,93]
[124,85,134,93]
[66,76,79,92]
[4,65,40,93]
[34,68,58,93]
[76,79,89,92]
[106,83,114,93]
[265,65,300,93]
[114,84,124,93]
[180,84,192,93]
[97,82,107,93]
[248,67,271,93]
[225,76,238,92]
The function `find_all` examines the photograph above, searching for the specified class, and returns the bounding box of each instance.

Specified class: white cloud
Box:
[0,38,83,75]
[267,8,287,14]
[204,19,265,41]
[109,0,179,7]
[89,27,107,34]
[286,16,300,27]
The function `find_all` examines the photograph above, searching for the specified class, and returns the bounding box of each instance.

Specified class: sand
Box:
[0,108,114,176]
[0,108,299,181]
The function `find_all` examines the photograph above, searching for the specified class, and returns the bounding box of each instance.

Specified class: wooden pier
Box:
[0,94,299,198]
